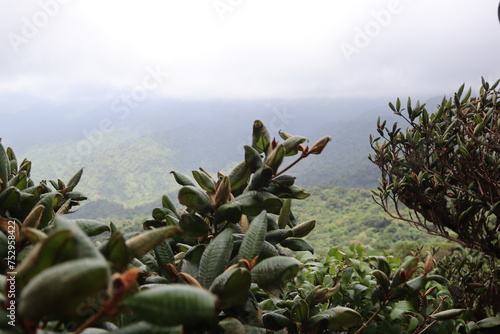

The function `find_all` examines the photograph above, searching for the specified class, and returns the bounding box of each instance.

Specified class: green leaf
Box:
[65,191,87,201]
[233,191,283,215]
[244,145,263,172]
[280,238,314,252]
[430,308,466,320]
[238,211,268,261]
[263,312,295,331]
[214,175,231,207]
[272,175,296,187]
[476,316,500,329]
[19,258,110,321]
[228,160,252,191]
[36,192,63,229]
[162,194,181,219]
[264,143,285,173]
[252,120,271,154]
[49,179,60,191]
[243,325,267,334]
[219,318,246,334]
[181,244,206,278]
[71,219,110,237]
[0,186,21,209]
[16,229,78,291]
[179,213,211,237]
[124,284,217,327]
[390,301,414,320]
[178,185,214,213]
[209,267,251,309]
[282,136,307,156]
[391,256,418,288]
[312,285,341,305]
[259,240,279,259]
[291,219,316,238]
[126,226,180,259]
[102,321,182,334]
[292,299,309,323]
[100,232,130,271]
[265,229,293,245]
[0,143,10,192]
[192,170,216,192]
[283,136,307,157]
[8,171,27,189]
[66,168,83,191]
[6,147,17,172]
[154,239,175,277]
[277,198,292,229]
[52,216,105,260]
[370,256,392,276]
[247,166,274,191]
[78,328,110,334]
[372,269,390,292]
[251,256,301,296]
[22,227,47,244]
[405,275,426,291]
[170,171,195,186]
[307,307,362,331]
[286,185,310,199]
[152,207,173,221]
[215,201,242,224]
[458,146,470,158]
[199,227,234,288]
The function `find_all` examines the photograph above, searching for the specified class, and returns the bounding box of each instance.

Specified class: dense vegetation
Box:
[0,84,499,333]
[71,186,451,257]
[370,79,500,258]
[293,186,452,256]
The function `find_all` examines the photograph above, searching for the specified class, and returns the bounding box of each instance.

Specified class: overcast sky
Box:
[0,0,499,115]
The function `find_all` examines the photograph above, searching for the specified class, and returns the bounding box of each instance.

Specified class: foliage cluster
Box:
[369,79,500,258]
[1,117,498,334]
[280,245,500,334]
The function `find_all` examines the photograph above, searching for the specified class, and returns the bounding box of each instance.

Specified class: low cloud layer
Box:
[0,0,499,114]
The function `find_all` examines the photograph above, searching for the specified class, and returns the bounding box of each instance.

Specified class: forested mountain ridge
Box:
[5,97,400,207]
[71,185,451,256]
[3,96,452,255]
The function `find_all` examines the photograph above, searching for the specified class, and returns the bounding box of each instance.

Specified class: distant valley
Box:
[1,95,451,254]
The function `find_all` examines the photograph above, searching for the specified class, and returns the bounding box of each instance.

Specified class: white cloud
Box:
[0,0,499,107]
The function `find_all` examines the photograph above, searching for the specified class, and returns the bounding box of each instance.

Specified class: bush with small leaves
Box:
[286,244,500,334]
[369,78,500,259]
[435,248,499,321]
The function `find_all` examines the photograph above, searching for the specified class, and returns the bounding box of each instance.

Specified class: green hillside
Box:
[70,184,453,257]
[22,112,388,208]
[292,186,452,255]
[12,101,451,256]
[24,127,178,207]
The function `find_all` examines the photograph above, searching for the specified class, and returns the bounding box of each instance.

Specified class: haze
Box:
[0,0,499,110]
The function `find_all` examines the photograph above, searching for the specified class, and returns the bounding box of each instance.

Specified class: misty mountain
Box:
[1,96,422,210]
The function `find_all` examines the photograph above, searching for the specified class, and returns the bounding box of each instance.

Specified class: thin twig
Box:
[353,301,388,334]
[275,153,307,177]
[416,320,438,334]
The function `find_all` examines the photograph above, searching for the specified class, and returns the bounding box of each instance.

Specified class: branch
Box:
[275,151,307,177]
[353,301,388,334]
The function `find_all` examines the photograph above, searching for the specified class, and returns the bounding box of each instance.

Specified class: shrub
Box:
[369,78,500,259]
